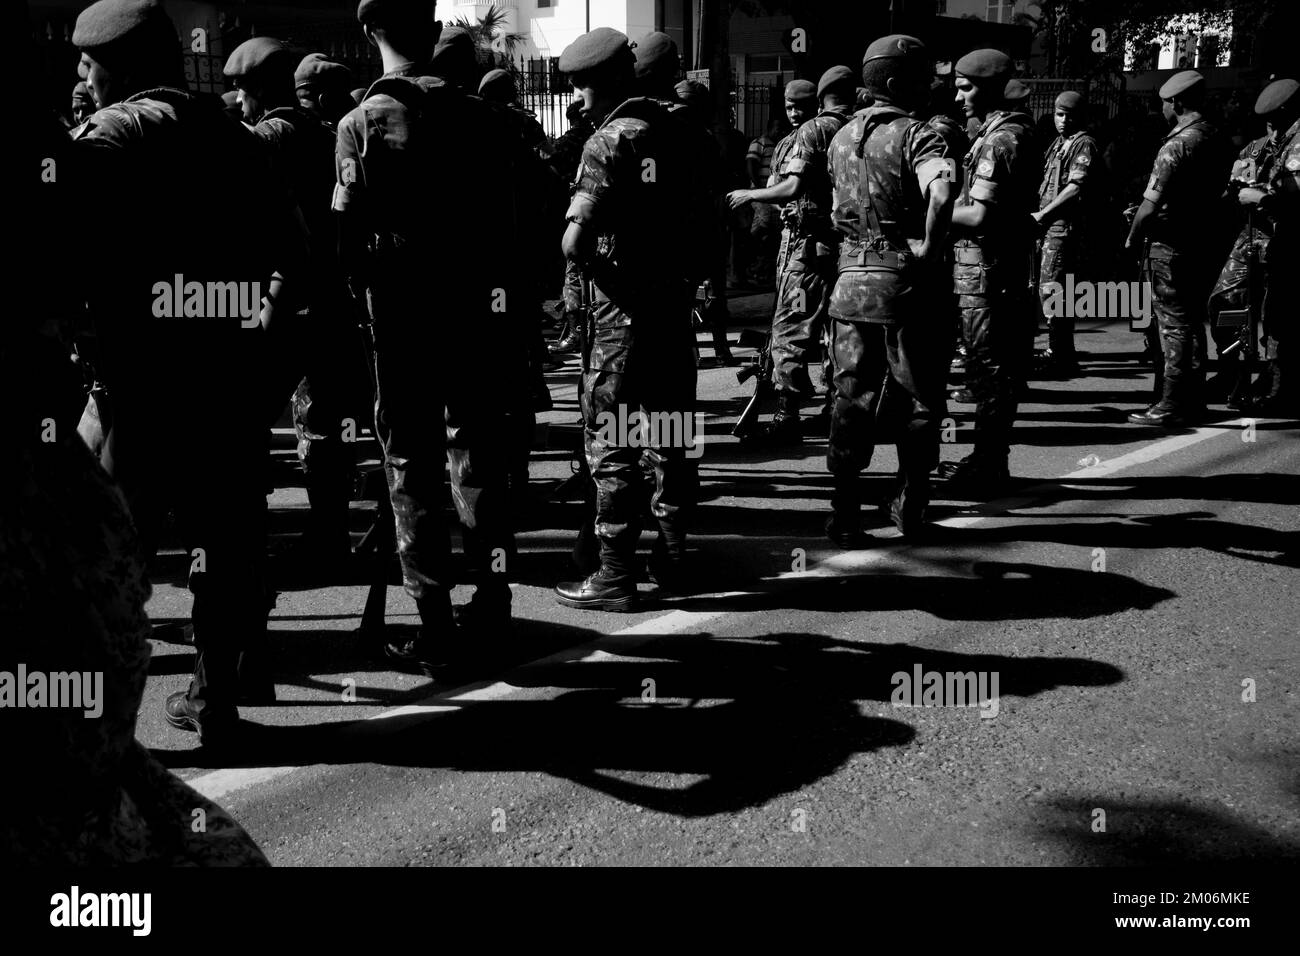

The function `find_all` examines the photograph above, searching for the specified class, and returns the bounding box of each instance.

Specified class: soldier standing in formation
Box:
[940,49,1038,495]
[1125,70,1229,427]
[552,28,700,610]
[294,52,357,129]
[1207,78,1299,413]
[1032,90,1100,379]
[727,68,857,444]
[824,35,956,545]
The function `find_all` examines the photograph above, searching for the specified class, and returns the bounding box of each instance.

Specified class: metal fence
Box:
[514,56,573,140]
[1018,76,1126,121]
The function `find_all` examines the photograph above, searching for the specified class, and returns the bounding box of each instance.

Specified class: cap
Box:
[357,0,434,26]
[1055,90,1084,111]
[1004,78,1029,102]
[675,79,709,106]
[478,68,515,102]
[223,36,293,80]
[295,53,354,91]
[558,27,634,76]
[1158,70,1203,99]
[634,31,678,81]
[784,79,816,103]
[1255,78,1299,115]
[430,26,476,81]
[955,48,1013,81]
[817,65,856,99]
[73,0,175,53]
[862,34,929,66]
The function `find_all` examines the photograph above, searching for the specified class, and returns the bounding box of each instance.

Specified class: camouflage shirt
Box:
[253,105,337,268]
[1141,114,1229,245]
[777,104,855,240]
[926,113,969,164]
[957,109,1038,257]
[827,105,953,324]
[1039,131,1100,210]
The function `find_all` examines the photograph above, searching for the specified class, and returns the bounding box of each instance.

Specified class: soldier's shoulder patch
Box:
[1288,154,1300,171]
[1075,153,1091,165]
[340,157,357,185]
[1147,172,1161,192]
[977,158,994,176]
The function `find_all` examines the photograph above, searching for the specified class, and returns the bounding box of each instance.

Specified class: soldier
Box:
[1032,91,1100,378]
[825,35,956,545]
[69,0,306,747]
[295,53,357,128]
[552,28,698,610]
[1125,70,1230,426]
[479,67,551,161]
[1208,78,1300,412]
[334,0,521,671]
[225,37,357,572]
[936,49,1038,495]
[727,67,857,443]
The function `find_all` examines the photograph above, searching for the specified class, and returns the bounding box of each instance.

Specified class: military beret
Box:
[1255,78,1299,115]
[357,0,433,25]
[784,79,816,103]
[223,37,293,80]
[478,68,515,101]
[295,53,354,91]
[430,26,476,79]
[634,31,678,80]
[73,0,175,53]
[817,65,856,99]
[1159,70,1203,99]
[1055,90,1084,111]
[558,27,634,76]
[862,34,929,66]
[675,79,708,104]
[955,49,1013,81]
[1004,78,1029,102]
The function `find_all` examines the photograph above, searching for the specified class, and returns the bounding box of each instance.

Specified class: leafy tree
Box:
[451,4,529,72]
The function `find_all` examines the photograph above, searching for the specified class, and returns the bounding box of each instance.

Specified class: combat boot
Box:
[549,315,581,354]
[740,392,802,447]
[646,531,689,592]
[826,481,872,549]
[385,592,462,678]
[555,566,639,612]
[1127,400,1200,427]
[710,327,738,366]
[164,689,241,751]
[937,454,1011,498]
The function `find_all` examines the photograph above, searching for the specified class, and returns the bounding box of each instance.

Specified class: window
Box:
[986,1,1014,24]
[537,0,552,7]
[937,0,948,13]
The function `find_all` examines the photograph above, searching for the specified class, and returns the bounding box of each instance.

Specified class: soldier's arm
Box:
[1036,137,1097,225]
[913,131,955,262]
[1127,140,1179,247]
[730,175,801,209]
[332,113,370,297]
[951,135,1008,231]
[731,124,819,208]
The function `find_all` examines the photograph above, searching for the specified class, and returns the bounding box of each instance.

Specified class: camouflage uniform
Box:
[1261,119,1300,403]
[334,68,521,617]
[567,97,698,581]
[1139,115,1228,409]
[770,104,855,396]
[826,105,955,521]
[952,108,1038,465]
[1037,128,1100,359]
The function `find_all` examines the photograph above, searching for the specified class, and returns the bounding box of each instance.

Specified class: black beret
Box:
[817,65,856,99]
[784,79,816,102]
[430,26,477,80]
[955,48,1013,81]
[73,0,175,53]
[478,68,515,101]
[295,53,354,91]
[634,31,678,80]
[357,0,434,26]
[1004,78,1029,102]
[1055,90,1084,111]
[1158,70,1203,99]
[1254,78,1299,116]
[862,34,929,66]
[223,37,293,80]
[675,79,708,105]
[558,27,634,77]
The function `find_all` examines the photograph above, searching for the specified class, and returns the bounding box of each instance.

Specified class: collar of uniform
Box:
[603,95,664,126]
[123,86,191,106]
[1286,118,1300,141]
[817,104,854,121]
[261,104,312,122]
[1165,111,1204,140]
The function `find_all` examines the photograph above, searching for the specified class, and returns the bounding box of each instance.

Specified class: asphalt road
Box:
[134,298,1299,866]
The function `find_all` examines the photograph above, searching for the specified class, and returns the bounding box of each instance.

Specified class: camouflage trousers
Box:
[1038,229,1084,357]
[771,230,835,396]
[370,295,514,612]
[827,317,951,517]
[955,243,1034,462]
[581,299,698,580]
[1146,242,1210,408]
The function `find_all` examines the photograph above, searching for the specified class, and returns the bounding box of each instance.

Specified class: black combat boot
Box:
[937,453,1011,498]
[826,480,872,549]
[549,314,581,354]
[741,391,803,447]
[385,591,460,678]
[555,566,639,611]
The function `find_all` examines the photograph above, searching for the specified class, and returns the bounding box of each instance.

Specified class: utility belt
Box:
[952,239,993,268]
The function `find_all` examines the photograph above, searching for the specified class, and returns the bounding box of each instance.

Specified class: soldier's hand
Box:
[907,238,933,262]
[727,189,752,210]
[1237,187,1265,207]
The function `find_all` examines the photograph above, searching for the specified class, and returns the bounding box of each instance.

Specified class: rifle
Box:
[1215,207,1263,366]
[732,326,775,438]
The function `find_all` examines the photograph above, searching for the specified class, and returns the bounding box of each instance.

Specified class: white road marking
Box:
[187,421,1248,802]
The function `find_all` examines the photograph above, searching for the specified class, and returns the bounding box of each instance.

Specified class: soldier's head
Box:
[73,0,184,109]
[223,37,296,124]
[954,48,1013,122]
[358,0,440,69]
[633,31,680,100]
[674,79,713,128]
[71,81,96,123]
[783,80,816,128]
[1054,90,1085,136]
[430,26,478,90]
[559,28,636,127]
[295,53,356,125]
[1159,70,1204,125]
[860,35,933,113]
[1254,78,1298,136]
[817,66,856,111]
[478,68,517,105]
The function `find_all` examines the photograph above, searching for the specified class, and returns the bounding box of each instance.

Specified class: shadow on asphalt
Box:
[150,629,1123,818]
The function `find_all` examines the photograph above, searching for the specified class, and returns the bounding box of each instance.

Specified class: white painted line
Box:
[187,420,1246,802]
